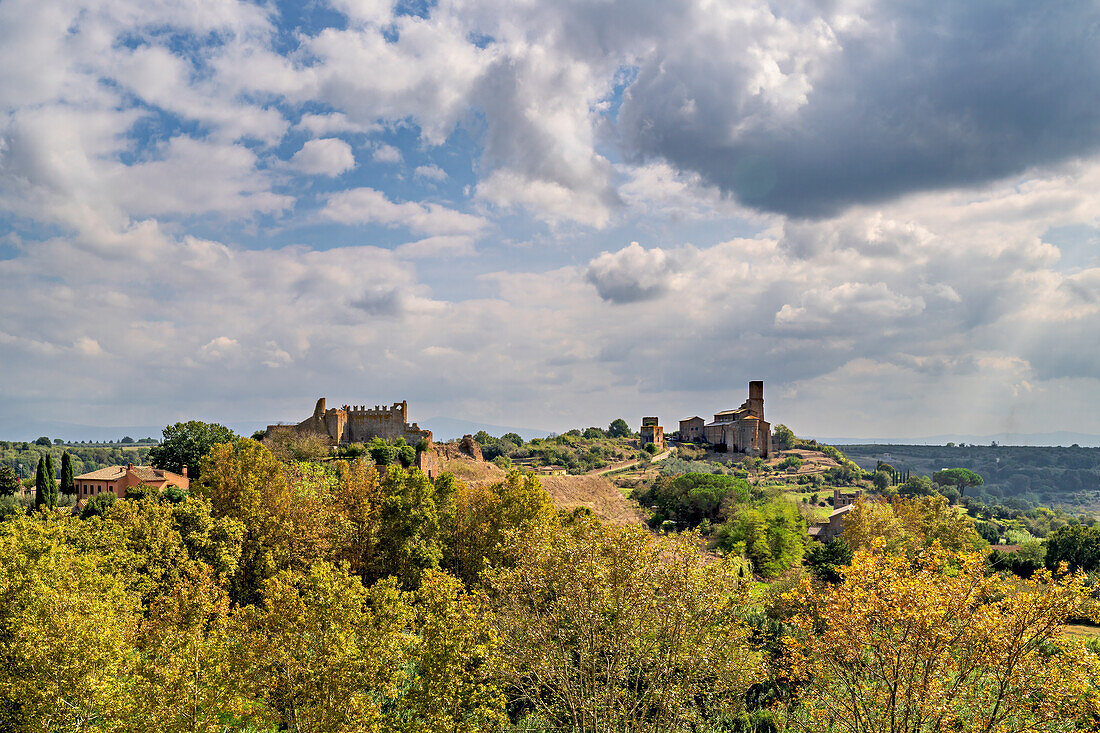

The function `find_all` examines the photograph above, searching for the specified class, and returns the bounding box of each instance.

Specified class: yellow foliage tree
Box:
[127,567,261,732]
[196,439,339,604]
[489,517,764,732]
[399,569,504,732]
[0,517,137,733]
[842,494,985,555]
[785,544,1100,732]
[235,561,413,733]
[446,470,557,586]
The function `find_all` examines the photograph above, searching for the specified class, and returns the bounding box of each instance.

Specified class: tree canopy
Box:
[148,421,237,481]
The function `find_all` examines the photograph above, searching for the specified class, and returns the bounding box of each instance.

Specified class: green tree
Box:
[148,421,237,481]
[500,432,524,447]
[367,437,395,466]
[871,470,891,492]
[44,453,56,508]
[33,455,46,510]
[81,493,117,519]
[34,436,51,447]
[1044,523,1100,573]
[607,418,630,438]
[0,465,18,496]
[803,538,853,583]
[60,451,75,496]
[932,467,984,495]
[772,424,796,451]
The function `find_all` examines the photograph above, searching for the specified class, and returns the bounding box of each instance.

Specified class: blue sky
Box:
[2,0,1100,440]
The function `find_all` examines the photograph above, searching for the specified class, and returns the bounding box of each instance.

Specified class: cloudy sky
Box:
[2,0,1099,440]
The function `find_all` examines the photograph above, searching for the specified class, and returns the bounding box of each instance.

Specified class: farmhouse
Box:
[808,489,864,542]
[74,463,189,501]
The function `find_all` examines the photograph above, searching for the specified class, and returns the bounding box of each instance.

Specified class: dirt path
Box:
[588,448,671,476]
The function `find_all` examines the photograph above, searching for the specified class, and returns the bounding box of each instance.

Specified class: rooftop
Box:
[75,465,186,482]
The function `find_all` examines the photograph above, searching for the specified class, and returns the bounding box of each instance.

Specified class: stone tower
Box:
[747,380,764,419]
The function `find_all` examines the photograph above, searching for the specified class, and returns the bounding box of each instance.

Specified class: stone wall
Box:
[266,397,432,447]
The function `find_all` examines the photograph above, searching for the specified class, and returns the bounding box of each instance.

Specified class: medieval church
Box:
[679,381,771,458]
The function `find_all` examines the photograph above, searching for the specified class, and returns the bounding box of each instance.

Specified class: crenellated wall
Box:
[266,397,432,447]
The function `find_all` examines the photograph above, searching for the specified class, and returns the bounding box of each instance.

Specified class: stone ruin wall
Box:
[266,397,432,447]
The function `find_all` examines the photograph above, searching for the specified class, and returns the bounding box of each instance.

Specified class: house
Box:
[808,489,864,542]
[809,504,854,542]
[74,463,189,501]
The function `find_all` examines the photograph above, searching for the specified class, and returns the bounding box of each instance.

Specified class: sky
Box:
[1,0,1100,440]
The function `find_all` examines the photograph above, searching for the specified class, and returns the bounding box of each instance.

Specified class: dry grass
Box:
[538,474,648,526]
[1061,623,1100,640]
[439,456,648,526]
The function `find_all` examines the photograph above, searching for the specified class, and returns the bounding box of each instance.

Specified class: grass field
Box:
[1061,623,1100,640]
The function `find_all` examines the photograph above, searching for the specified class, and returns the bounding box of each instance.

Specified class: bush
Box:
[778,456,803,472]
[367,438,395,466]
[81,493,116,519]
[644,442,657,454]
[634,473,751,528]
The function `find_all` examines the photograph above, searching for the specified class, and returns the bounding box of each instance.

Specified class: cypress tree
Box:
[34,455,46,510]
[60,452,75,496]
[44,454,56,509]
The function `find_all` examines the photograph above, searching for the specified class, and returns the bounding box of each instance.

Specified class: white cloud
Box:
[322,188,487,236]
[395,235,476,259]
[289,138,356,176]
[372,144,402,164]
[297,112,379,136]
[414,164,448,181]
[586,242,686,304]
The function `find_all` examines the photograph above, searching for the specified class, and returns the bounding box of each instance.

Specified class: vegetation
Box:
[2,421,1100,733]
[787,545,1100,732]
[148,420,237,480]
[474,430,637,474]
[0,441,155,486]
[843,443,1100,510]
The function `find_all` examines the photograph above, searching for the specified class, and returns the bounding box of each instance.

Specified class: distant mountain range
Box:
[811,431,1100,448]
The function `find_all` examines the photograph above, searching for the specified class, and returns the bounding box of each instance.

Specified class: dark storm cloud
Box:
[618,0,1100,218]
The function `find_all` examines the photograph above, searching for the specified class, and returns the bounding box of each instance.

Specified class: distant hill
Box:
[839,443,1100,511]
[421,417,550,442]
[813,431,1100,448]
[0,418,269,444]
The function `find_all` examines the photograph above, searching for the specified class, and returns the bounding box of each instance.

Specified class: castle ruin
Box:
[266,398,433,447]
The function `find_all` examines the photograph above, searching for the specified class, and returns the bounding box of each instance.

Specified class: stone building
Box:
[74,463,189,501]
[266,398,432,447]
[679,381,772,458]
[808,490,863,542]
[640,417,665,450]
[679,416,705,442]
